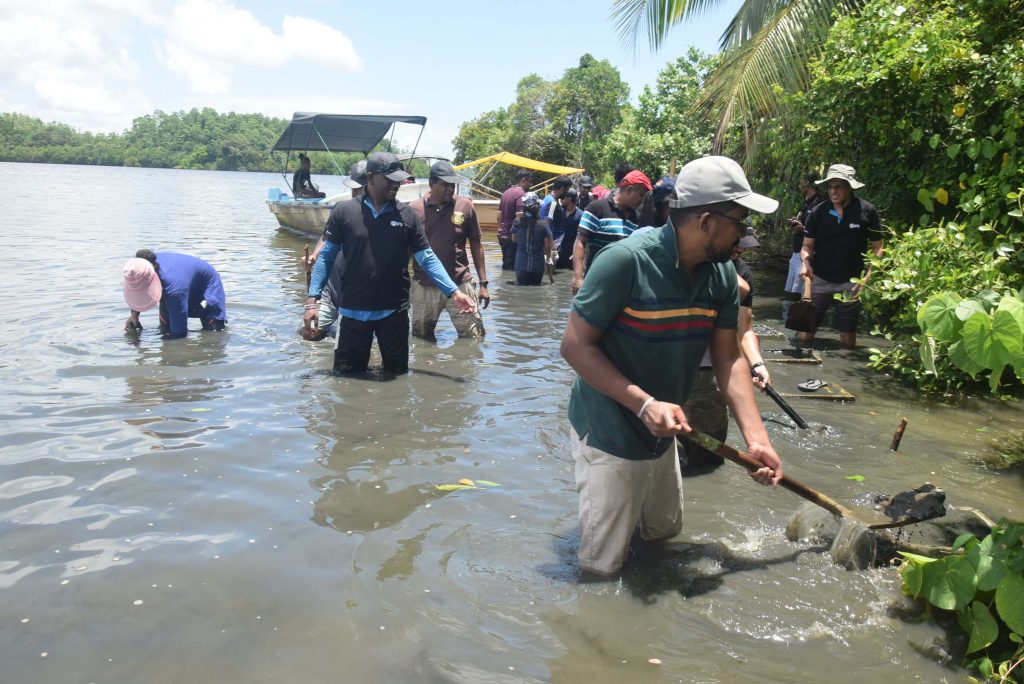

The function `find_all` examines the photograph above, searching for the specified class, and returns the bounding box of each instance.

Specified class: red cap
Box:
[617,169,652,191]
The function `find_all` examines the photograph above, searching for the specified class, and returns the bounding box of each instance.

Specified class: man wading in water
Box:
[561,156,783,577]
[304,152,475,376]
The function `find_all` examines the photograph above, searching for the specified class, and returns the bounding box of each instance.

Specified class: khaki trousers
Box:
[572,427,684,576]
[410,280,485,339]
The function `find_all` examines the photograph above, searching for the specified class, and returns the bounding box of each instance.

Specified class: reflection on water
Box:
[0,162,1021,683]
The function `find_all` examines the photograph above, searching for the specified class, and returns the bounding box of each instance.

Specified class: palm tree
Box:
[611,0,862,150]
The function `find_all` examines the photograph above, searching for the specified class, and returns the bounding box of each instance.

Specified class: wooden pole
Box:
[890,417,908,451]
[304,244,311,290]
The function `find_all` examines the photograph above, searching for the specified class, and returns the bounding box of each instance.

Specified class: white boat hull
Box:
[267,183,498,236]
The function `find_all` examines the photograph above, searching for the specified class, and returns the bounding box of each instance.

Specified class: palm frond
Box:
[695,0,857,140]
[611,0,731,54]
[719,0,791,50]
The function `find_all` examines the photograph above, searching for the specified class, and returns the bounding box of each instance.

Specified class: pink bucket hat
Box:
[123,258,162,311]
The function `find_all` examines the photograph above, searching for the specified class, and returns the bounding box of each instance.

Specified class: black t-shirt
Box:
[804,197,883,283]
[793,193,826,252]
[322,198,430,311]
[735,257,753,308]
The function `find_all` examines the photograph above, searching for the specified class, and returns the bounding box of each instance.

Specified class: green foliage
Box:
[451,54,630,181]
[752,0,1024,229]
[899,520,1024,682]
[601,48,719,180]
[0,108,290,171]
[861,190,1024,394]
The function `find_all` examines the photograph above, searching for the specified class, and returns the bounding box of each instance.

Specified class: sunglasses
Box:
[374,161,405,174]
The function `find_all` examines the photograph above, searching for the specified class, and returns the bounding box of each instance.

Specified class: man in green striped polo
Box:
[560,155,784,577]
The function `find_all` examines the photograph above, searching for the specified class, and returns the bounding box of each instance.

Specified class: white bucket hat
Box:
[816,163,865,190]
[668,156,778,214]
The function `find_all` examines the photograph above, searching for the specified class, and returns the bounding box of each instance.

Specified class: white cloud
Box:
[158,0,362,94]
[0,1,363,132]
[0,3,153,130]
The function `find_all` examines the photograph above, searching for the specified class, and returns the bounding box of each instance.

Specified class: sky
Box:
[0,0,738,158]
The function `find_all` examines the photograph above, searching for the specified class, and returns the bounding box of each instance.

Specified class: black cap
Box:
[579,174,594,187]
[516,169,534,181]
[365,152,411,182]
[429,160,463,184]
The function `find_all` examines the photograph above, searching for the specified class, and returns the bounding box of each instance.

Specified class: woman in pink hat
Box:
[123,250,227,338]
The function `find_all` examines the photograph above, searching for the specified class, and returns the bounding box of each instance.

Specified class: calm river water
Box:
[1,162,1021,683]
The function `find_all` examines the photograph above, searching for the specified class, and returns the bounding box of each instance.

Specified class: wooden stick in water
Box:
[890,417,908,451]
[304,244,311,290]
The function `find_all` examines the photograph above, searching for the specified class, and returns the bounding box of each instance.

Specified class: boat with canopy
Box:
[452,153,586,231]
[266,113,428,236]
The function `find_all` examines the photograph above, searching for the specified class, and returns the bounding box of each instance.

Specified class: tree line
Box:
[0,108,369,174]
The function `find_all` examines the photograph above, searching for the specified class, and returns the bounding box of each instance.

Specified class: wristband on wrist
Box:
[751,361,765,370]
[479,280,489,287]
[637,396,655,419]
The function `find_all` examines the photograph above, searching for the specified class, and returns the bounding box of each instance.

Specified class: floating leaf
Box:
[475,480,501,487]
[190,408,211,412]
[457,479,475,487]
[845,475,865,482]
[435,484,476,491]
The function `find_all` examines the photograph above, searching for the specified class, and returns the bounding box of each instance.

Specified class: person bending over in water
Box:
[123,250,227,338]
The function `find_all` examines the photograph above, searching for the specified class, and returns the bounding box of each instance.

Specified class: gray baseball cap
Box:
[669,156,778,214]
[343,159,367,188]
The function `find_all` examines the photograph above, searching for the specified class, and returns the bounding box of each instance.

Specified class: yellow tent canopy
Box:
[453,152,584,176]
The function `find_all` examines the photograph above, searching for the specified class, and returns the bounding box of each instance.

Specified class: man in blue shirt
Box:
[303,152,476,375]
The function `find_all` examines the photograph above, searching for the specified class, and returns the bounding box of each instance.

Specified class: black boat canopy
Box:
[272,113,428,154]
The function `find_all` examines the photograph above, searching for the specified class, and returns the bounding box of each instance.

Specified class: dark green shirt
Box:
[568,223,739,460]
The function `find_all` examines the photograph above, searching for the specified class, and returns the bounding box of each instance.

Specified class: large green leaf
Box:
[990,296,1024,366]
[963,600,999,654]
[956,299,987,321]
[976,535,1007,592]
[917,293,963,341]
[995,572,1024,634]
[922,555,979,611]
[899,555,930,597]
[960,311,995,368]
[948,341,986,377]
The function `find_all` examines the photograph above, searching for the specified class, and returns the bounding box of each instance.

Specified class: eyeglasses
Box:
[705,210,751,233]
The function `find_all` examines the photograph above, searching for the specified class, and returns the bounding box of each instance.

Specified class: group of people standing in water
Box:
[121,152,883,577]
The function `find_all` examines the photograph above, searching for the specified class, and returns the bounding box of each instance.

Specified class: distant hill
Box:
[0,108,364,174]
